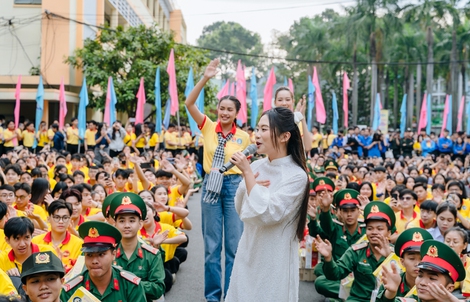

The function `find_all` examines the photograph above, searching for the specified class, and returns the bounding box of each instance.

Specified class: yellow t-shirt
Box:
[168,185,182,207]
[311,133,323,148]
[66,127,79,145]
[124,132,133,146]
[22,130,35,148]
[199,116,250,175]
[165,132,177,150]
[159,211,183,229]
[158,223,182,262]
[183,132,192,147]
[0,243,57,273]
[0,127,3,143]
[0,230,10,253]
[85,129,97,146]
[134,133,146,148]
[394,210,420,234]
[12,204,48,222]
[32,232,83,272]
[0,267,17,296]
[159,130,165,143]
[38,130,49,147]
[3,129,21,147]
[322,134,336,149]
[148,133,159,148]
[47,129,55,147]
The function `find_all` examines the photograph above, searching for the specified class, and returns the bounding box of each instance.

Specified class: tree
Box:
[65,25,218,123]
[196,21,265,78]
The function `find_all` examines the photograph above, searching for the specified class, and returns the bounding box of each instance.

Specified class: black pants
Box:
[67,144,79,155]
[109,149,122,158]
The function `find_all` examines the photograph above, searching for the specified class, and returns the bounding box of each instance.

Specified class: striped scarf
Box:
[203,132,233,204]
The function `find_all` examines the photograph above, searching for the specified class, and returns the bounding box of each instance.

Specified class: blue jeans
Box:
[201,174,243,302]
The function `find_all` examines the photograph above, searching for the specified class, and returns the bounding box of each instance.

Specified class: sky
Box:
[178,0,351,45]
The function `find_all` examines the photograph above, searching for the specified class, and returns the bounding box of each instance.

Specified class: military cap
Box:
[21,251,65,284]
[363,201,396,229]
[313,166,325,173]
[333,189,360,209]
[419,239,466,282]
[312,177,335,193]
[78,221,122,253]
[324,159,339,171]
[102,192,123,218]
[108,192,147,220]
[394,228,433,257]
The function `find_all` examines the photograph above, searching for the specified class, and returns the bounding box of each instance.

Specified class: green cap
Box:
[313,165,325,173]
[394,228,433,257]
[324,159,338,171]
[102,192,124,218]
[363,201,396,229]
[21,251,65,284]
[78,221,122,253]
[419,239,466,282]
[108,192,147,220]
[312,177,335,192]
[333,189,360,209]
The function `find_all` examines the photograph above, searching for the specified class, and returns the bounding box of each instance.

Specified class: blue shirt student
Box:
[421,139,436,157]
[437,137,453,153]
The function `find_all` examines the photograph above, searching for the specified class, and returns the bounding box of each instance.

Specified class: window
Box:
[14,0,41,4]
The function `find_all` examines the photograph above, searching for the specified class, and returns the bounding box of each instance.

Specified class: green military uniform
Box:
[307,177,336,240]
[375,228,433,301]
[376,239,466,302]
[321,201,396,302]
[313,165,325,177]
[324,159,339,172]
[109,192,166,301]
[314,189,366,299]
[61,221,147,302]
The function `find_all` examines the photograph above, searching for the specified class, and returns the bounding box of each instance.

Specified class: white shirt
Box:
[427,227,444,242]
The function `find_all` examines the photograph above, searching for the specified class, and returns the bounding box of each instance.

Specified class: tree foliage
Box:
[66,25,218,123]
[196,21,265,79]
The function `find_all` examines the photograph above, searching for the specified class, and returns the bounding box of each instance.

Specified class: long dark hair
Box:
[261,107,308,241]
[30,178,50,207]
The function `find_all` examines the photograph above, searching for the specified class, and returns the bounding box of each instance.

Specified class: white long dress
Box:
[225,155,308,302]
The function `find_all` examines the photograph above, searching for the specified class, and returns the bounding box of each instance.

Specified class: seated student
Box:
[0,202,10,252]
[0,185,26,219]
[428,202,457,242]
[19,251,65,302]
[13,183,48,223]
[59,189,85,235]
[125,169,144,193]
[431,183,446,203]
[407,200,438,230]
[32,200,83,273]
[4,165,21,186]
[141,202,187,291]
[380,239,465,302]
[72,170,85,185]
[148,186,192,230]
[443,227,469,294]
[0,217,56,276]
[376,228,433,300]
[395,189,420,234]
[154,160,191,207]
[113,169,129,192]
[71,184,101,218]
[19,172,33,187]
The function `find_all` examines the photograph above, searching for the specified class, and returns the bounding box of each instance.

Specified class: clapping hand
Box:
[373,233,392,258]
[317,190,333,212]
[152,230,170,247]
[313,235,333,262]
[381,262,401,298]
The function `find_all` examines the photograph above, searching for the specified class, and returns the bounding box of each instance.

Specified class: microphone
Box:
[219,144,257,173]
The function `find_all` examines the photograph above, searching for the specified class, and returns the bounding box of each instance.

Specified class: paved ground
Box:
[165,191,325,302]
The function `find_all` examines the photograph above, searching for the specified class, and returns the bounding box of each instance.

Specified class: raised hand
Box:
[160,159,176,173]
[307,201,317,220]
[294,95,307,114]
[374,233,392,258]
[381,262,401,297]
[204,59,220,79]
[318,190,333,212]
[152,230,170,247]
[313,235,332,261]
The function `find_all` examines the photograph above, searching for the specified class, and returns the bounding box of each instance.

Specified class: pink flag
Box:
[217,81,229,100]
[14,76,21,128]
[457,95,465,132]
[103,77,112,125]
[417,93,427,135]
[263,67,276,112]
[167,49,179,116]
[236,60,247,123]
[230,82,235,97]
[343,72,350,128]
[288,78,294,95]
[59,78,67,129]
[313,67,326,124]
[441,95,450,137]
[135,77,146,124]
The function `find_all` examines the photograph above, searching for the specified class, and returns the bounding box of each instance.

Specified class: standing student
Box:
[226,107,308,301]
[185,59,250,302]
[66,118,81,155]
[3,121,21,152]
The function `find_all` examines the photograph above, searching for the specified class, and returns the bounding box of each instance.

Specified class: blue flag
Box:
[184,67,199,135]
[400,94,407,138]
[284,76,288,86]
[426,93,432,135]
[197,80,205,114]
[332,92,339,134]
[466,98,470,134]
[78,77,88,139]
[163,99,171,129]
[250,67,258,129]
[307,75,315,130]
[447,95,453,135]
[155,67,162,134]
[109,78,117,126]
[33,76,44,149]
[372,93,381,130]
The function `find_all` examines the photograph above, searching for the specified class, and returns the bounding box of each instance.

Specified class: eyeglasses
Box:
[400,196,413,201]
[15,195,29,201]
[0,193,14,199]
[52,215,70,222]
